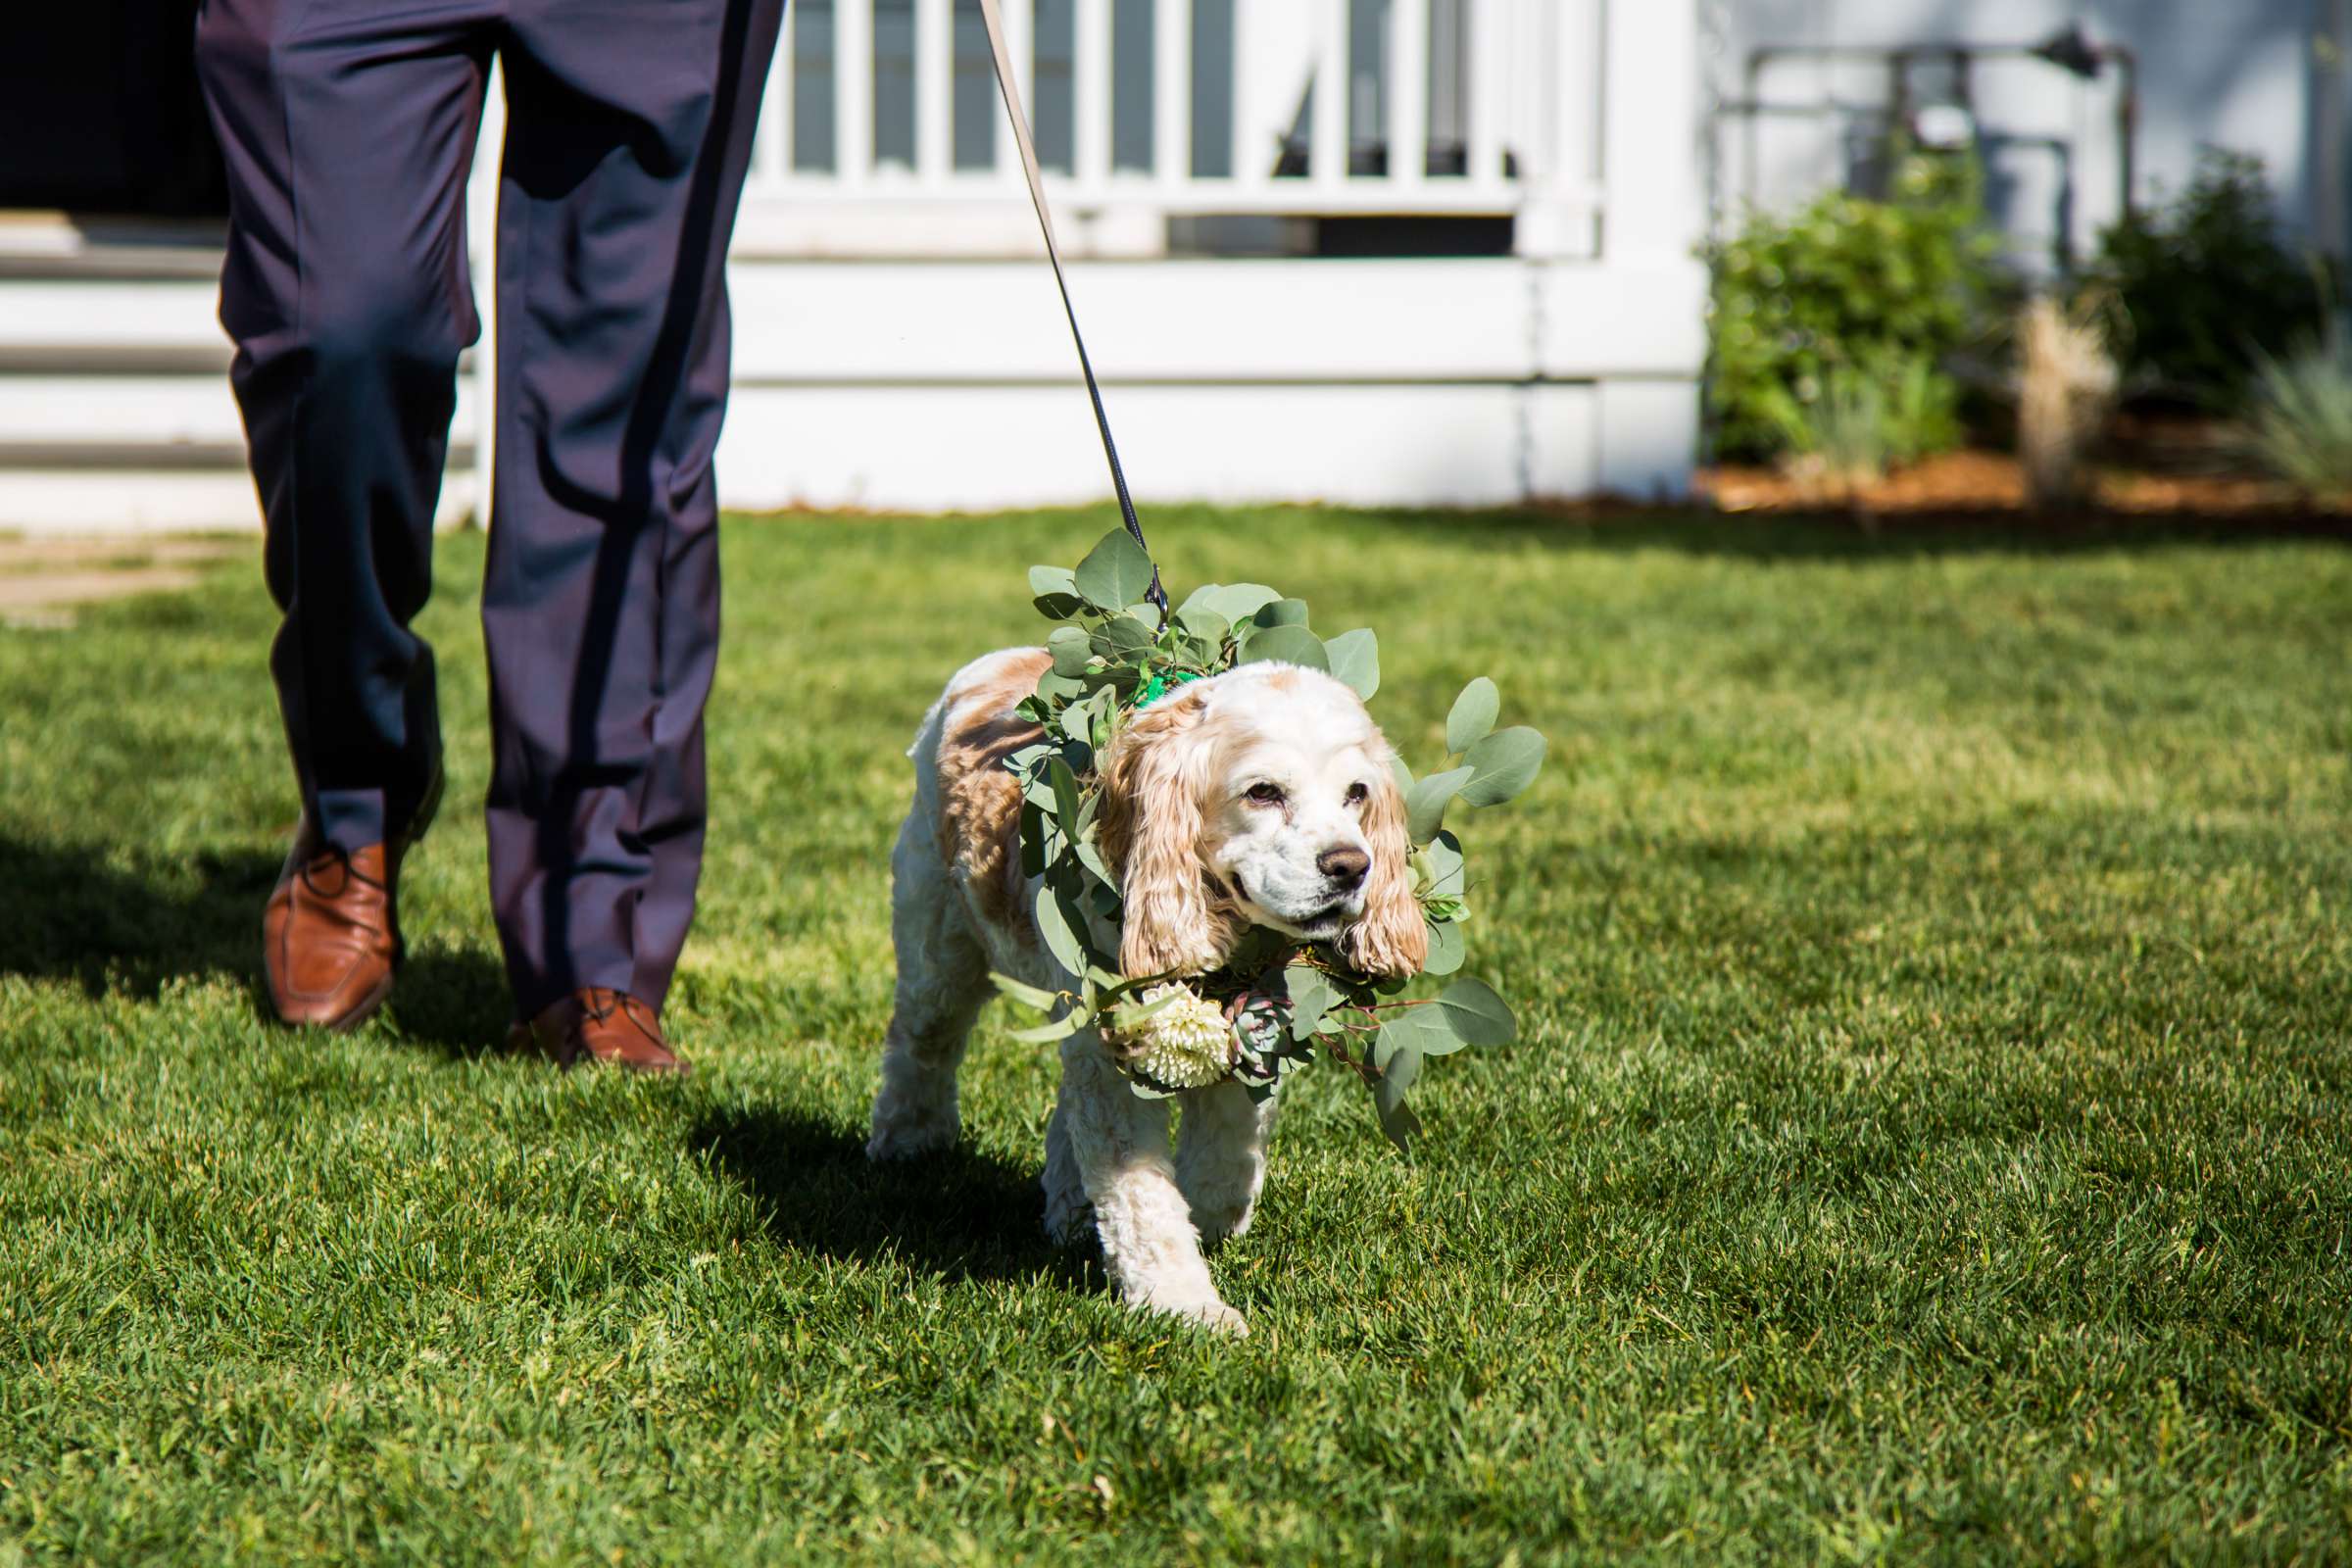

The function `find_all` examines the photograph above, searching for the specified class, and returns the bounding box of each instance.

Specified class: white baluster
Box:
[1074,0,1112,192]
[1462,0,1501,192]
[1516,0,1599,256]
[1390,0,1428,188]
[760,0,795,182]
[1600,0,1693,260]
[915,0,953,182]
[995,0,1036,189]
[1155,0,1193,186]
[1311,0,1348,188]
[1231,0,1260,191]
[836,0,874,188]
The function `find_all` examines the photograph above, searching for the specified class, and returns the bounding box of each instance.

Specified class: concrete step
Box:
[0,376,481,454]
[0,468,480,535]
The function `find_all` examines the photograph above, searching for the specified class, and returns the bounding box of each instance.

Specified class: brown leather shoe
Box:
[262,770,440,1031]
[510,988,691,1076]
[263,836,401,1030]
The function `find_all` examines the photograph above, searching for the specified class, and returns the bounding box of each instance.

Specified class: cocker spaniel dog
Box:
[865,648,1425,1333]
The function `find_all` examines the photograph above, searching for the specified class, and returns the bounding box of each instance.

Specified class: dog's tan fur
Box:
[930,647,1051,936]
[869,651,1423,1335]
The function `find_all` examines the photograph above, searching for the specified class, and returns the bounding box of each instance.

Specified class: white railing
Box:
[733,0,1646,257]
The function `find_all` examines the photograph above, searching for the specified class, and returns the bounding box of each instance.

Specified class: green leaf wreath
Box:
[993,527,1546,1152]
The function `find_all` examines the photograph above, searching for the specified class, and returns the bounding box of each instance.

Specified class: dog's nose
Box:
[1317,847,1371,889]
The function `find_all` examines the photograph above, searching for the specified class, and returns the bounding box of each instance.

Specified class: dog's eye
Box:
[1345,782,1369,807]
[1246,782,1286,807]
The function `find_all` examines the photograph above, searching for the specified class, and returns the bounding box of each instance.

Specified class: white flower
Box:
[1118,983,1232,1089]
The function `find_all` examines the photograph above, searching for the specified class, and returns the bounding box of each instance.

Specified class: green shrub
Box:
[1707,157,1998,463]
[1759,353,1960,489]
[2091,147,2323,405]
[2242,321,2352,501]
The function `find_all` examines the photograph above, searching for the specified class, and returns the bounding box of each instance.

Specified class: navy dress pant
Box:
[195,0,785,1016]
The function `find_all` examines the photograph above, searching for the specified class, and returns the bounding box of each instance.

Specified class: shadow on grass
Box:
[1350,506,2352,561]
[0,835,510,1056]
[0,836,276,998]
[693,1103,1101,1289]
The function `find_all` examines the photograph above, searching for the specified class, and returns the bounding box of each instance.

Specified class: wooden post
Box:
[1598,0,1697,262]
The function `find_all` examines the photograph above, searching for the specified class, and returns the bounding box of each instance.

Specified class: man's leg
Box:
[197,0,491,855]
[483,0,785,1027]
[197,0,492,1028]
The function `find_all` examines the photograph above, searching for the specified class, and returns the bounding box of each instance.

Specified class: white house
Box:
[5,1,2336,533]
[1709,0,2350,270]
[0,0,1709,532]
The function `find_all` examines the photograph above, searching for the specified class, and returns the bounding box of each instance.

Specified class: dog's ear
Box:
[1344,745,1429,980]
[1099,691,1229,977]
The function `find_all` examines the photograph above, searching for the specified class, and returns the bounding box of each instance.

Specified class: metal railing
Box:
[736,0,1632,255]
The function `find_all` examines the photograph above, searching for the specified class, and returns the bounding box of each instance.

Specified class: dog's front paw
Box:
[1191,1203,1255,1247]
[1135,1290,1249,1337]
[864,1107,958,1162]
[1178,1297,1250,1337]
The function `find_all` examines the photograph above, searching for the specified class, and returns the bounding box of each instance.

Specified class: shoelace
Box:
[578,989,663,1044]
[297,843,387,900]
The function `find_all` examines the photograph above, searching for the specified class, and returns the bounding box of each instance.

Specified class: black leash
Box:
[976,0,1166,614]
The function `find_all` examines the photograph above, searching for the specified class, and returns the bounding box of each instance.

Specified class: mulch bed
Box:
[1698,414,2352,524]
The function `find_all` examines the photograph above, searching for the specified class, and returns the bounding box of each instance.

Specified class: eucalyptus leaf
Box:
[1422,830,1466,899]
[1073,828,1112,884]
[1372,1024,1426,1152]
[1174,606,1231,646]
[1323,628,1380,700]
[1179,582,1282,626]
[1034,669,1084,706]
[1373,1020,1426,1086]
[1431,976,1517,1049]
[1046,756,1082,833]
[1389,753,1415,797]
[1048,625,1093,677]
[1059,687,1112,752]
[1093,615,1157,657]
[1006,1014,1083,1044]
[1033,885,1085,974]
[990,973,1066,1011]
[1238,624,1329,671]
[1110,988,1187,1030]
[1459,726,1546,807]
[1377,1095,1422,1152]
[1074,528,1157,612]
[1251,598,1310,628]
[1017,802,1048,875]
[1446,676,1499,754]
[1422,917,1466,975]
[1080,896,1122,960]
[1029,564,1085,619]
[1405,765,1474,843]
[1371,1003,1461,1057]
[1283,967,1340,1042]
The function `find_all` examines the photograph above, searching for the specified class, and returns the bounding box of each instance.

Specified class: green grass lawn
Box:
[3,507,2349,1564]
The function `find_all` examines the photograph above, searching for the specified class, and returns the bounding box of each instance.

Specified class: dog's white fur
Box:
[865,647,1425,1334]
